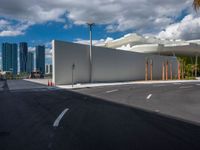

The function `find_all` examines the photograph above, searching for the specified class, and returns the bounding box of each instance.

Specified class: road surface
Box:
[0,80,200,150]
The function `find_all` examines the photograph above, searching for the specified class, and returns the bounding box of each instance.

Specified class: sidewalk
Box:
[57,79,200,89]
[24,78,200,90]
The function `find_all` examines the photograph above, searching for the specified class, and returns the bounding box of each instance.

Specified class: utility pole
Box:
[87,23,95,83]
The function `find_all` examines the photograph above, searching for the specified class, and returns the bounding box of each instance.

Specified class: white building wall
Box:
[52,40,90,85]
[53,40,178,85]
[92,47,146,82]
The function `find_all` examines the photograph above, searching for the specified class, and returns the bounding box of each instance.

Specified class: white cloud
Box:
[0,0,194,37]
[63,24,72,30]
[75,37,113,46]
[0,19,9,29]
[158,14,200,40]
[0,30,23,36]
[28,47,35,52]
[63,24,69,29]
[0,20,32,37]
[2,0,200,41]
[45,48,52,58]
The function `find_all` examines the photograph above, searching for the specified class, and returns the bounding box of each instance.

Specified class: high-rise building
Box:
[2,43,18,75]
[45,64,52,74]
[45,65,49,74]
[36,45,45,75]
[19,42,28,73]
[26,52,34,73]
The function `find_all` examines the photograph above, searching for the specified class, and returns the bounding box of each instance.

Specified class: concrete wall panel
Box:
[92,47,146,82]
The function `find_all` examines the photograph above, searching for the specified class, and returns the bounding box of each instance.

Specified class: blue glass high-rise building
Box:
[36,45,45,75]
[2,43,18,75]
[19,42,28,73]
[26,52,34,74]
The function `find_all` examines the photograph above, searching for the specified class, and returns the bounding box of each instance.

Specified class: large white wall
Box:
[52,40,178,85]
[52,40,90,85]
[92,47,145,82]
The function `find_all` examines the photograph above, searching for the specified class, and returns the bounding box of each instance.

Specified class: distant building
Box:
[45,65,49,74]
[2,43,18,75]
[26,52,34,74]
[36,45,45,75]
[45,64,52,74]
[19,42,28,73]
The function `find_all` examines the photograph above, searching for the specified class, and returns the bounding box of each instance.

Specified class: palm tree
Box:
[193,0,200,11]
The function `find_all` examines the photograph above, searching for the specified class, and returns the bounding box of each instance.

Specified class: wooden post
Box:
[166,60,168,80]
[170,63,172,80]
[145,61,148,81]
[181,61,184,79]
[162,62,165,80]
[178,61,181,80]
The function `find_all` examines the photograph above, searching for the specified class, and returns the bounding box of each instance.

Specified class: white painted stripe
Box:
[196,84,200,86]
[146,94,152,100]
[106,89,119,93]
[179,86,193,89]
[53,108,69,127]
[173,83,181,85]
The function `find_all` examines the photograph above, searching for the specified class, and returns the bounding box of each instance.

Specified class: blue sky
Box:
[0,0,199,69]
[0,22,128,46]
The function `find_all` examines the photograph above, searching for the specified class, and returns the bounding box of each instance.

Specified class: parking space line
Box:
[173,83,182,85]
[53,108,69,127]
[146,94,152,100]
[105,89,119,93]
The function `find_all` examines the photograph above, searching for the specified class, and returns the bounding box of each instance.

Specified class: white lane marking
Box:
[196,84,200,86]
[179,86,193,89]
[173,83,181,85]
[106,89,119,93]
[155,110,160,113]
[53,108,69,127]
[146,94,152,100]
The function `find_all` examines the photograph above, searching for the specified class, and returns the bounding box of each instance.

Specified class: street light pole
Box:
[87,23,95,83]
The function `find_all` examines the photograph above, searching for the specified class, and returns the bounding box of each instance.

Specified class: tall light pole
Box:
[87,23,95,83]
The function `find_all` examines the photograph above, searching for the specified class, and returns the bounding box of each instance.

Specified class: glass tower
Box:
[36,45,45,75]
[26,52,34,74]
[2,43,18,75]
[19,42,28,73]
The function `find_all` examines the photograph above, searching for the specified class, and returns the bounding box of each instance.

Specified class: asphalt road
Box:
[0,80,200,150]
[76,82,200,125]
